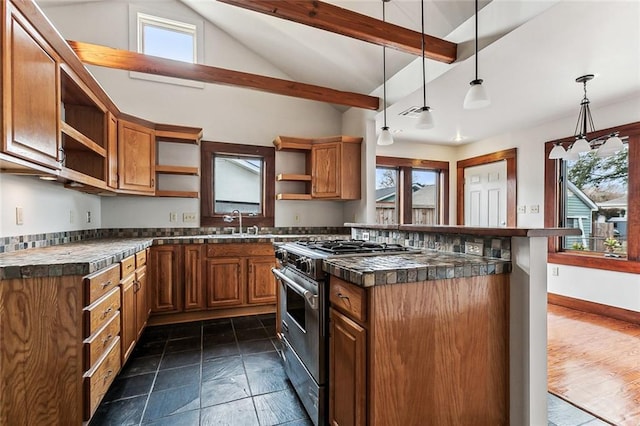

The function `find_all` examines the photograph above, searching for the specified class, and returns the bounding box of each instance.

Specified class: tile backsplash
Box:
[0,227,349,254]
[351,228,511,260]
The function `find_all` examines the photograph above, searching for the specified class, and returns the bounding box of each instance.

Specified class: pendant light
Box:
[377,0,394,146]
[548,74,624,160]
[463,0,490,109]
[416,0,434,129]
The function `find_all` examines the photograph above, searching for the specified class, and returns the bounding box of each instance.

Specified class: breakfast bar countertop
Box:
[323,250,512,287]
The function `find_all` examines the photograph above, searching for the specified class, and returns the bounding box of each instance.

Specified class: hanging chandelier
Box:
[416,0,434,129]
[548,74,623,160]
[377,0,394,145]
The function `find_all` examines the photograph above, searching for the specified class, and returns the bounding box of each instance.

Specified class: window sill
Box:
[548,251,640,274]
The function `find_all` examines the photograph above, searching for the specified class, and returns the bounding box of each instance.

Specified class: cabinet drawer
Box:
[330,277,367,324]
[84,264,120,305]
[83,337,121,421]
[207,243,274,258]
[84,311,120,370]
[121,255,135,277]
[135,249,147,268]
[84,286,120,337]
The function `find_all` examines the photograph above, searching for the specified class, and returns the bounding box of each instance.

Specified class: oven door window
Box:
[286,285,306,332]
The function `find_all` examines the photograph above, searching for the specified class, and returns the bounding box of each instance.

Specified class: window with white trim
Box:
[137,13,196,63]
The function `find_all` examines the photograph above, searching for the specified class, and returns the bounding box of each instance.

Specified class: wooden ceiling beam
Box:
[217,0,457,63]
[67,40,379,110]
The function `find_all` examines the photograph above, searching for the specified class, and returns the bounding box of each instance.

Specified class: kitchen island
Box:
[330,224,580,426]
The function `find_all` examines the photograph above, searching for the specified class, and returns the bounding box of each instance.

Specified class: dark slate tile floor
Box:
[90,313,607,426]
[90,314,312,426]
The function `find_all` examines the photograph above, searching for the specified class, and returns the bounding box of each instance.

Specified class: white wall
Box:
[40,0,346,229]
[0,174,101,237]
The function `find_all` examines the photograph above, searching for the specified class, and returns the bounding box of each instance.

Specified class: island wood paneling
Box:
[0,275,83,425]
[368,275,509,425]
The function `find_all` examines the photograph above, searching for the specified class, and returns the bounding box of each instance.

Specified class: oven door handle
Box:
[272,268,318,310]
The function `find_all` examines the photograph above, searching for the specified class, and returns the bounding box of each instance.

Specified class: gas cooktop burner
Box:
[295,239,411,255]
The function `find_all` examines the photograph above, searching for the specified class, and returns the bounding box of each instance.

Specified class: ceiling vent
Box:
[398,106,423,118]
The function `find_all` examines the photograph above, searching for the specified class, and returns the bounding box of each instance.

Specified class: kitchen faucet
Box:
[223,209,243,235]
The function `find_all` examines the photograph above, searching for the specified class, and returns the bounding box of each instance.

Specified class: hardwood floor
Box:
[548,303,640,425]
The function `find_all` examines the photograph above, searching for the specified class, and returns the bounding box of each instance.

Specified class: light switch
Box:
[16,207,24,225]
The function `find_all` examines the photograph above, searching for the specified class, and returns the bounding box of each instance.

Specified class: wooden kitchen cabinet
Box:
[149,245,183,314]
[328,274,509,425]
[2,3,60,170]
[118,119,156,194]
[120,250,149,364]
[247,256,277,304]
[206,257,244,308]
[274,136,362,200]
[184,245,206,311]
[329,308,367,426]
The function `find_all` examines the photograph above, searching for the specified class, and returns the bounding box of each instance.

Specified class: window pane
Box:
[411,169,438,224]
[563,145,628,256]
[375,166,398,224]
[214,156,262,214]
[142,23,194,63]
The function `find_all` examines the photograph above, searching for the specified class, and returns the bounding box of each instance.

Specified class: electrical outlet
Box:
[86,211,91,223]
[465,241,484,256]
[294,213,300,224]
[16,207,24,225]
[70,210,75,224]
[169,212,177,222]
[551,266,559,276]
[183,212,197,223]
[529,205,540,214]
[362,232,370,241]
[517,205,526,214]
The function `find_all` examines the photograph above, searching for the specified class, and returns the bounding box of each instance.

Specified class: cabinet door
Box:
[118,120,155,193]
[135,264,148,340]
[184,245,205,311]
[149,245,183,313]
[107,112,118,188]
[3,6,60,169]
[121,274,136,364]
[206,258,244,308]
[311,142,340,198]
[329,308,367,426]
[247,256,276,305]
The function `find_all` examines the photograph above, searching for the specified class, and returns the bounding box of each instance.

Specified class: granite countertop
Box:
[345,223,582,237]
[0,238,153,280]
[0,234,349,279]
[323,250,512,287]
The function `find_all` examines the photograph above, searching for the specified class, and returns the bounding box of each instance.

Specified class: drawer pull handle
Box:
[337,293,351,305]
[101,307,113,319]
[101,280,112,289]
[103,369,113,383]
[127,264,133,269]
[102,334,113,346]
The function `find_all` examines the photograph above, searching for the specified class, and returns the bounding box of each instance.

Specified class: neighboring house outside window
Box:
[544,120,640,273]
[376,156,449,225]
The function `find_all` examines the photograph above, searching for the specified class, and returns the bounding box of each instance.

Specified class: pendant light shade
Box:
[416,107,434,129]
[570,137,591,154]
[416,0,435,129]
[463,80,490,109]
[464,0,490,110]
[548,143,567,160]
[377,0,394,146]
[597,135,624,157]
[377,127,394,145]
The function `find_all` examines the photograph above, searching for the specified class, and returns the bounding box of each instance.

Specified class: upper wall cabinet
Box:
[274,135,362,201]
[2,3,61,170]
[118,119,156,194]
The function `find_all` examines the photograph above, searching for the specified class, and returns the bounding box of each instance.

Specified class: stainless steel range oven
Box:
[272,240,417,426]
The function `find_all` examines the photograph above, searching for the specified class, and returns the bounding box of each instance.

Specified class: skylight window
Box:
[137,13,196,63]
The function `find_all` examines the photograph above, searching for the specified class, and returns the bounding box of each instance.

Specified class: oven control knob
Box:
[298,257,313,273]
[275,249,287,261]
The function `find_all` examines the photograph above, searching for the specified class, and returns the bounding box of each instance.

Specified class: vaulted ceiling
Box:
[38,0,640,146]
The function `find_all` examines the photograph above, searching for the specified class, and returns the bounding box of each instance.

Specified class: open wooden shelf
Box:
[155,124,203,144]
[277,173,311,182]
[276,193,312,200]
[155,190,199,198]
[273,136,313,151]
[155,165,199,175]
[61,122,107,157]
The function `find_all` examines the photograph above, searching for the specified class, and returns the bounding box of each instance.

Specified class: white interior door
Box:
[464,161,508,227]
